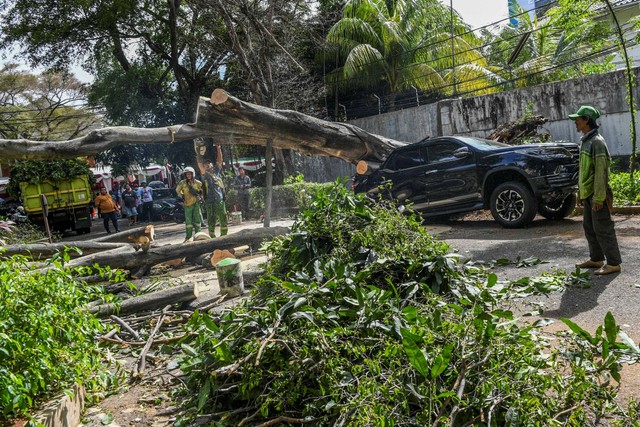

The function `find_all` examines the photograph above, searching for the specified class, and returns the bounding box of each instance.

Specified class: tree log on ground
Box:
[89,284,199,317]
[0,90,406,165]
[92,225,156,243]
[62,226,290,273]
[1,241,128,259]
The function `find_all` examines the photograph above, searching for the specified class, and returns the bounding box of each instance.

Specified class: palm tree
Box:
[325,0,503,110]
[482,1,615,89]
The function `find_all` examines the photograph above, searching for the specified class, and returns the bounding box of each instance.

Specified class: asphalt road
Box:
[428,212,640,340]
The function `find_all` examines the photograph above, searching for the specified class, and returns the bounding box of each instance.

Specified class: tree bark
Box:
[0,90,405,164]
[62,226,290,272]
[202,90,402,164]
[1,241,127,259]
[92,225,155,243]
[89,284,199,317]
[0,125,209,161]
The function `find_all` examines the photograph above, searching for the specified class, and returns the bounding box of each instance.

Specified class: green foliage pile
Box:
[177,183,638,426]
[0,253,112,419]
[609,171,640,206]
[6,159,95,199]
[0,221,51,245]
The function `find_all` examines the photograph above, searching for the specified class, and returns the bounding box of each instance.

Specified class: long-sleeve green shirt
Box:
[578,130,611,204]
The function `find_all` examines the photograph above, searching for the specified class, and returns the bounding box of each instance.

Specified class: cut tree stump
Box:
[89,283,199,317]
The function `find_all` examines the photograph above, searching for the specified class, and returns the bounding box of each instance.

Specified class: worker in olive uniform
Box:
[203,144,228,238]
[570,106,621,275]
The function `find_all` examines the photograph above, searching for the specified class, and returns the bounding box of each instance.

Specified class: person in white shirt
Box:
[138,181,154,222]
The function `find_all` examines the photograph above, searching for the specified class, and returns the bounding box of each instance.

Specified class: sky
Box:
[441,0,511,29]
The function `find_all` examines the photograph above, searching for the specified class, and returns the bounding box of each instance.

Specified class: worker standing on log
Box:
[203,144,228,238]
[176,166,203,242]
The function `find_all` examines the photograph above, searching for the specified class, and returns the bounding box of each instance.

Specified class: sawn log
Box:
[1,241,128,259]
[89,283,198,317]
[63,226,290,272]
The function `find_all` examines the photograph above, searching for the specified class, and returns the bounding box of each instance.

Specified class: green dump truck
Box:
[19,175,93,234]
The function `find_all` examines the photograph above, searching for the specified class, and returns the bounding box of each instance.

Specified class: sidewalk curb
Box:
[574,206,640,215]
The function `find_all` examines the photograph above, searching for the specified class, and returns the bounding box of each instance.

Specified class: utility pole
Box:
[450,0,456,95]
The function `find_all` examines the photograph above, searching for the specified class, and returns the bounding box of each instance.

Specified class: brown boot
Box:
[575,260,604,269]
[593,264,621,275]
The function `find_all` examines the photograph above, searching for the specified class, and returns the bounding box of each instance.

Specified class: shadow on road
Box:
[541,273,618,319]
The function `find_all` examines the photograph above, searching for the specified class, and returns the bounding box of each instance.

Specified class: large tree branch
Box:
[199,90,403,163]
[0,90,405,164]
[0,124,208,160]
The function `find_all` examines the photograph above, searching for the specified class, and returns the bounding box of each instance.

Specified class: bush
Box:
[224,179,335,218]
[176,182,639,426]
[0,253,110,419]
[610,171,640,206]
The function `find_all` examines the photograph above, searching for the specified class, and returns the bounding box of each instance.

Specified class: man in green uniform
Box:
[176,166,203,242]
[203,144,228,238]
[569,106,621,275]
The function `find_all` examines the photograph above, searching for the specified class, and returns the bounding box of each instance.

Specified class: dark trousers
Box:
[102,211,119,233]
[238,192,250,218]
[582,196,621,266]
[141,201,154,222]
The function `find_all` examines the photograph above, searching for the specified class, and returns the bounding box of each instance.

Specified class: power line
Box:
[326,0,605,90]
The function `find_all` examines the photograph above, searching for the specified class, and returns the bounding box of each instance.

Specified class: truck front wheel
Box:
[490,182,537,228]
[538,194,577,220]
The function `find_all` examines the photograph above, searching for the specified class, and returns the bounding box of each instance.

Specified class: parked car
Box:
[151,188,180,221]
[353,136,579,228]
[148,180,166,189]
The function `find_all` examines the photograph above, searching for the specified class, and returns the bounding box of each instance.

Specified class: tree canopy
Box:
[0,64,100,141]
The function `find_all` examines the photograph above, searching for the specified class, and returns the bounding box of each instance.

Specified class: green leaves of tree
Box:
[175,182,638,426]
[0,253,111,418]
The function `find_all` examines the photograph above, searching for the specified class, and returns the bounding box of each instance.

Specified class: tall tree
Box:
[481,1,615,89]
[0,0,228,171]
[0,64,100,141]
[324,0,503,111]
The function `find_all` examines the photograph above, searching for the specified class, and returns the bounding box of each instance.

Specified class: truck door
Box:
[377,144,430,210]
[422,140,480,209]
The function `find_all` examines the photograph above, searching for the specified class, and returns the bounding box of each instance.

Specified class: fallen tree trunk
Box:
[92,225,154,243]
[89,284,198,317]
[63,226,290,272]
[0,90,406,164]
[1,241,128,259]
[195,89,404,164]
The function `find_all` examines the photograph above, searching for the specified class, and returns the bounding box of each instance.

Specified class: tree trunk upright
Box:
[264,138,274,228]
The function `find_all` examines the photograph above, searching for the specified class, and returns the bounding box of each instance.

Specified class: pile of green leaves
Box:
[177,183,638,426]
[6,159,95,199]
[0,252,112,419]
[0,221,51,245]
[609,171,640,206]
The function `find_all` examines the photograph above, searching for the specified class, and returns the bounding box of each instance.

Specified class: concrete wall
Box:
[350,68,640,157]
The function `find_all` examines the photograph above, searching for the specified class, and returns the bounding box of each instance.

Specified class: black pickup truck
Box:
[352,136,579,228]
